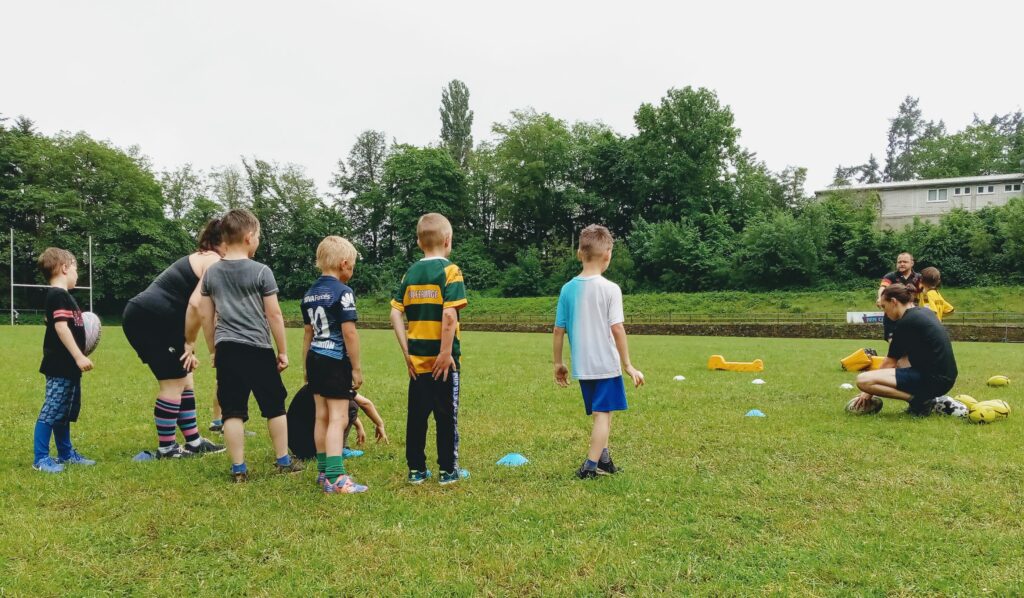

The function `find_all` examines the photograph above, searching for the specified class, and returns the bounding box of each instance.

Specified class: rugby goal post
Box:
[9,228,93,325]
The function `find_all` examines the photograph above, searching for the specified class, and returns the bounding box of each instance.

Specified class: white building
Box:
[815,168,1024,229]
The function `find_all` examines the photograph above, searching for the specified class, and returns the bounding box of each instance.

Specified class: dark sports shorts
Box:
[216,341,287,422]
[579,376,628,415]
[305,352,355,400]
[39,376,82,425]
[122,302,188,381]
[895,367,954,399]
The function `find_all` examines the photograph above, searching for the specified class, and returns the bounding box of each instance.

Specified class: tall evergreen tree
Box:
[884,96,925,181]
[858,154,882,184]
[440,79,474,169]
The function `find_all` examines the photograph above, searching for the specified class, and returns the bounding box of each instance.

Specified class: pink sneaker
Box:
[324,474,368,494]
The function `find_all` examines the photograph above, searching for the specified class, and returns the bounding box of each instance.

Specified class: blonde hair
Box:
[38,247,76,280]
[578,224,614,261]
[417,213,452,250]
[316,236,357,271]
[220,208,261,244]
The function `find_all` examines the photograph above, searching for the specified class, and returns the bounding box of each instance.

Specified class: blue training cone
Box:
[745,409,766,417]
[496,453,529,467]
[132,450,156,462]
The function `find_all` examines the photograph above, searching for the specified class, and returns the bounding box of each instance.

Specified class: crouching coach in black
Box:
[851,283,958,416]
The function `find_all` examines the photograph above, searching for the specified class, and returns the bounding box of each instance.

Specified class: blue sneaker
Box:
[439,468,470,485]
[342,448,364,459]
[316,472,326,487]
[33,456,64,474]
[407,469,432,484]
[57,450,96,466]
[325,474,368,494]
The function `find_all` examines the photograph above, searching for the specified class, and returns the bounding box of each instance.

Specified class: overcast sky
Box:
[3,1,1022,195]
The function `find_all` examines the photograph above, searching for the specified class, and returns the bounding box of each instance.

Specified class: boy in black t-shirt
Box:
[33,247,96,473]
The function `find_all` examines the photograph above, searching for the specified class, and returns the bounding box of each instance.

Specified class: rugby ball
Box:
[968,406,998,424]
[846,395,882,415]
[82,312,101,356]
[954,394,978,409]
[986,375,1010,387]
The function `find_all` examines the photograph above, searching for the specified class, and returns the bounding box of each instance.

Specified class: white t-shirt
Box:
[554,275,625,380]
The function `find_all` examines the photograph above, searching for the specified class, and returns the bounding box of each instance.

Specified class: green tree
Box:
[332,130,390,259]
[160,164,207,220]
[778,165,809,208]
[466,141,500,244]
[884,96,926,181]
[208,165,247,209]
[440,79,474,169]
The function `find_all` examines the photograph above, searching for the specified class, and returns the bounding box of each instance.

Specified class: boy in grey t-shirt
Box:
[198,209,302,482]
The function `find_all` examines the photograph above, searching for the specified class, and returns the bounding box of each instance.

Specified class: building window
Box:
[954,187,962,195]
[927,188,948,202]
[1006,184,1022,192]
[978,185,995,195]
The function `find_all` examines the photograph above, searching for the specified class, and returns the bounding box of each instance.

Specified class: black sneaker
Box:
[597,459,619,475]
[575,463,598,480]
[906,396,935,417]
[156,443,194,459]
[274,459,304,474]
[183,437,226,456]
[232,471,249,483]
[209,422,223,433]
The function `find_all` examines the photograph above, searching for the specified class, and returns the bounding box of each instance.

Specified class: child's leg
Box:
[325,399,350,484]
[223,417,246,465]
[587,412,612,464]
[212,391,223,424]
[177,374,201,445]
[53,380,81,460]
[314,394,328,476]
[35,377,74,463]
[432,371,460,473]
[267,415,289,460]
[155,378,188,452]
[406,375,432,471]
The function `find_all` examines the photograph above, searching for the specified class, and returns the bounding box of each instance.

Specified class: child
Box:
[919,266,954,322]
[552,224,644,479]
[301,236,368,494]
[198,209,301,482]
[33,248,96,473]
[389,213,469,485]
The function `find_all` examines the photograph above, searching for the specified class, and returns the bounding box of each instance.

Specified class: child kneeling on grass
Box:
[33,247,96,473]
[552,224,644,479]
[301,236,368,494]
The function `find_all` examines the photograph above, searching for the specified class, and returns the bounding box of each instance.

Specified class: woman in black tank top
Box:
[122,219,227,458]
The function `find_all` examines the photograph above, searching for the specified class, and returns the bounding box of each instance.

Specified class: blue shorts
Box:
[894,367,953,398]
[39,376,82,425]
[579,376,628,415]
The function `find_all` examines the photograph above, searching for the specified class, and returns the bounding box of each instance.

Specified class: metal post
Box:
[9,228,13,326]
[88,235,93,312]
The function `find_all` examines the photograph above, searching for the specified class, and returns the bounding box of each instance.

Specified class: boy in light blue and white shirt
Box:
[553,224,645,480]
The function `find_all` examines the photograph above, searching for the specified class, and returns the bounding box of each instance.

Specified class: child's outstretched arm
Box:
[353,394,388,443]
[341,320,362,390]
[55,321,93,372]
[353,415,366,446]
[610,323,644,388]
[263,294,288,372]
[390,307,417,380]
[552,326,569,387]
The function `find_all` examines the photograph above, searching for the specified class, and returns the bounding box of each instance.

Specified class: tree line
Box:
[2,86,1023,313]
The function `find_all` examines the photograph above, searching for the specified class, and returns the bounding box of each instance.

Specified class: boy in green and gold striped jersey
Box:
[389,213,470,485]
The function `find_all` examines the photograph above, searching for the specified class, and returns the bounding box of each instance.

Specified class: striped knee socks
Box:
[177,389,201,444]
[154,396,181,450]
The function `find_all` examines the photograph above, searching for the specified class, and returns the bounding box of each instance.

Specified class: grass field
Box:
[2,326,1023,595]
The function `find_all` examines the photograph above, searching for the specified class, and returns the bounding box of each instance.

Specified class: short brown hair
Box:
[417,213,452,250]
[220,208,260,244]
[38,247,76,280]
[578,224,614,261]
[921,266,941,288]
[197,217,223,252]
[316,236,358,271]
[881,283,915,305]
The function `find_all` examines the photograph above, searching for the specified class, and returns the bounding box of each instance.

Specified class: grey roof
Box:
[815,172,1024,195]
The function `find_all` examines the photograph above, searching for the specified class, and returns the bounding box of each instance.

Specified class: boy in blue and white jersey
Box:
[553,224,644,480]
[300,236,367,494]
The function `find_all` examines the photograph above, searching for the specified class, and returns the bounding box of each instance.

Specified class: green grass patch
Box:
[2,326,1023,594]
[282,286,1024,323]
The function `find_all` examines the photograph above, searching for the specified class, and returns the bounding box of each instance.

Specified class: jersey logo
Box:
[340,292,356,309]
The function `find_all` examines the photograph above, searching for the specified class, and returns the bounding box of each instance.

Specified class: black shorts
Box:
[306,352,355,400]
[216,341,287,422]
[895,366,954,398]
[122,302,188,381]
